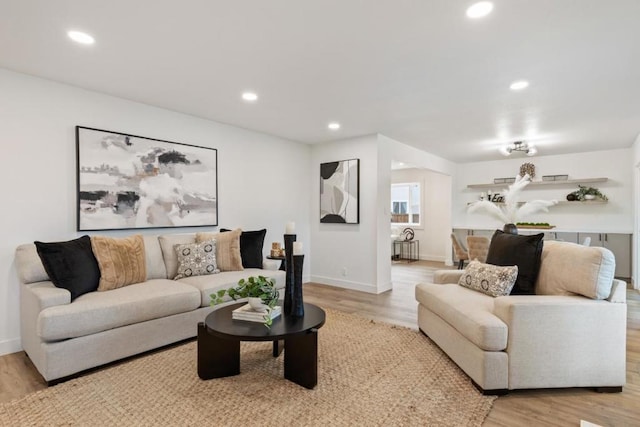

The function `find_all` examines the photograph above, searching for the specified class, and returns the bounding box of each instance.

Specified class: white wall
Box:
[454,149,633,233]
[632,134,640,289]
[391,168,451,262]
[0,68,312,355]
[310,135,382,293]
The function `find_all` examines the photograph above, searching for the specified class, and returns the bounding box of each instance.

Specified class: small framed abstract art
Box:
[320,158,360,224]
[76,126,218,231]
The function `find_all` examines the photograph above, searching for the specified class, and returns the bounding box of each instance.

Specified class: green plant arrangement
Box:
[210,276,279,326]
[568,185,608,201]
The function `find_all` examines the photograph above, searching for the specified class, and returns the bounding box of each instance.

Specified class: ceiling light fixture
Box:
[241,92,258,102]
[510,80,529,91]
[328,122,341,130]
[67,30,95,45]
[500,141,537,156]
[466,2,494,19]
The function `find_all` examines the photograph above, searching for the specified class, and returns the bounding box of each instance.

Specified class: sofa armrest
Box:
[262,259,280,271]
[433,270,464,284]
[23,282,71,310]
[493,295,626,389]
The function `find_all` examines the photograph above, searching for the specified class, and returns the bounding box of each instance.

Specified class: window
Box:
[391,183,420,225]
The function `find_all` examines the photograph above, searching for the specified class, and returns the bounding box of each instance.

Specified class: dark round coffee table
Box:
[197,302,326,389]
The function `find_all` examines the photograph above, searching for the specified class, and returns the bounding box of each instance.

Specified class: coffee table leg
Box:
[284,328,318,389]
[273,339,284,357]
[197,322,240,380]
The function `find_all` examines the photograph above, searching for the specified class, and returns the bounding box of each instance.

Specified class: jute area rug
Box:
[1,309,495,426]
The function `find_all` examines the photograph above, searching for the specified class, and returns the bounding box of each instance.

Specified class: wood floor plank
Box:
[1,260,639,426]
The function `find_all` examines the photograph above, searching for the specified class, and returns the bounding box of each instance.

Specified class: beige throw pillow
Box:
[458,260,518,297]
[196,229,243,272]
[91,235,147,291]
[174,239,220,280]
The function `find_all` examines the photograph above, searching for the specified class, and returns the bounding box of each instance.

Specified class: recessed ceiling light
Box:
[509,80,530,91]
[67,30,95,45]
[328,122,341,130]
[241,92,258,102]
[466,2,494,19]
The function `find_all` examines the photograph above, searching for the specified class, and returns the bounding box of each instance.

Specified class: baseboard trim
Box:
[0,337,22,356]
[309,276,377,293]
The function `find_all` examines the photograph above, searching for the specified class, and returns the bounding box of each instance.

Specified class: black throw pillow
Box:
[485,230,544,295]
[34,235,101,300]
[220,228,266,269]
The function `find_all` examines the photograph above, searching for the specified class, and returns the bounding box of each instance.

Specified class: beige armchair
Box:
[466,236,490,263]
[450,234,469,269]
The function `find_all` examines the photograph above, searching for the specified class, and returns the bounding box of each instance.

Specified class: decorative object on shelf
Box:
[566,193,577,201]
[542,174,568,181]
[567,185,608,202]
[210,275,279,327]
[516,222,555,230]
[499,141,537,156]
[493,177,516,184]
[401,227,415,241]
[283,232,296,315]
[519,162,536,179]
[76,126,218,231]
[320,158,360,223]
[490,193,505,203]
[467,174,557,230]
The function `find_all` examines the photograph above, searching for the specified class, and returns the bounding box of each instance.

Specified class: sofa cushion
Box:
[536,240,615,299]
[174,240,220,280]
[159,233,196,279]
[486,230,544,295]
[178,268,285,307]
[37,279,201,341]
[458,260,518,297]
[221,228,266,269]
[34,236,101,301]
[143,235,167,280]
[415,283,508,351]
[196,229,243,272]
[91,235,147,291]
[15,243,52,284]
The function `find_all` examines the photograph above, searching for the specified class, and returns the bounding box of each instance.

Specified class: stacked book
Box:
[232,304,282,323]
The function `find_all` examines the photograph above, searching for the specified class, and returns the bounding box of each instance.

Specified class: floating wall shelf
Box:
[467,177,608,189]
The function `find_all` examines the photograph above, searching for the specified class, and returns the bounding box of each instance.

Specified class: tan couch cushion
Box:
[536,241,615,300]
[15,243,50,284]
[415,283,507,351]
[178,268,285,307]
[37,279,201,341]
[196,229,243,272]
[91,235,147,291]
[143,235,167,280]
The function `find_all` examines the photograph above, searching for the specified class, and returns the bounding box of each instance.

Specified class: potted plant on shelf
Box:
[567,185,608,202]
[210,276,279,326]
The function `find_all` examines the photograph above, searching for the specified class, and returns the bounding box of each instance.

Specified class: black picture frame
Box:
[320,158,360,224]
[76,126,218,231]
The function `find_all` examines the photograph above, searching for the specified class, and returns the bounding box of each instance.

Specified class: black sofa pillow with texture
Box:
[34,235,101,300]
[220,228,266,269]
[485,230,544,295]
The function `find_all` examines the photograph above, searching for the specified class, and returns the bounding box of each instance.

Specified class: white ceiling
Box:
[1,0,639,163]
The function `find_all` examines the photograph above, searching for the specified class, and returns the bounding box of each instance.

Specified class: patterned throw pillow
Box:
[174,240,220,280]
[458,260,518,297]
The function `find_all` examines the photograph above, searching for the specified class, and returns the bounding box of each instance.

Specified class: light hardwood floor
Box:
[1,260,639,426]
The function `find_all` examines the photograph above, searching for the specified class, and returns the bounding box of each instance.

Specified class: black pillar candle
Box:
[283,234,296,315]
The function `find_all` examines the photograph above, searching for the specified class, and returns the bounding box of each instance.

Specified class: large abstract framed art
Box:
[76,126,218,231]
[320,158,360,224]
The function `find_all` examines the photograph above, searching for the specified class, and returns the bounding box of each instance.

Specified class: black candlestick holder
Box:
[291,254,305,318]
[283,234,296,315]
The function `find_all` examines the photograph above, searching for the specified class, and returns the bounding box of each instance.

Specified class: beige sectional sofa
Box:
[415,240,627,394]
[15,233,285,383]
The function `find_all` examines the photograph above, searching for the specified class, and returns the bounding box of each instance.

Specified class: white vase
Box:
[584,194,596,200]
[247,297,268,312]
